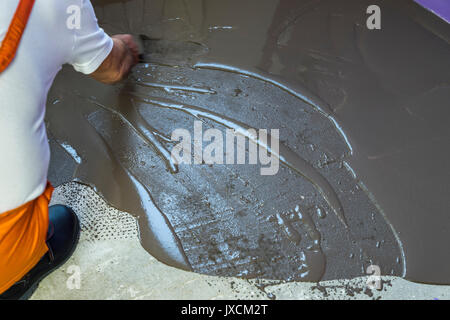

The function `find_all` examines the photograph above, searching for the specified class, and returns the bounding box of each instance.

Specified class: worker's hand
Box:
[112,34,140,64]
[90,34,139,85]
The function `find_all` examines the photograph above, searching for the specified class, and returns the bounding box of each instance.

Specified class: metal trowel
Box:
[134,34,208,66]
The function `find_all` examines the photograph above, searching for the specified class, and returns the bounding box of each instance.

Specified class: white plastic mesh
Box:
[50,182,139,242]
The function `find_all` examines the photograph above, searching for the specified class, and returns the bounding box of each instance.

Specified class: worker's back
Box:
[0,0,113,213]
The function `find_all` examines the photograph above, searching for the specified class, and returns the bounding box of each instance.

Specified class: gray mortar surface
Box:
[42,0,450,296]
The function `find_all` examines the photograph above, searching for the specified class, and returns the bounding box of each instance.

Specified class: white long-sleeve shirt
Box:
[0,0,113,212]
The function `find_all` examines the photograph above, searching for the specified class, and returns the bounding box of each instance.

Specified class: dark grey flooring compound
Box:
[47,0,449,284]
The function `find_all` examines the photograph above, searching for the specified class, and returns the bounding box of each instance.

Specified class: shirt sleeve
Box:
[69,0,113,74]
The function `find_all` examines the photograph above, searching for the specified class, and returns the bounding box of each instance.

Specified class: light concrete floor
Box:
[31,182,450,300]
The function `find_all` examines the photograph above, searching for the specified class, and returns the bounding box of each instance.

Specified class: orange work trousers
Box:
[0,183,53,294]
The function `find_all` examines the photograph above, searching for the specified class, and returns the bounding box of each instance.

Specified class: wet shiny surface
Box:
[47,0,449,283]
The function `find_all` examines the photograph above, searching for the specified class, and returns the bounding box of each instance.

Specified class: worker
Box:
[0,0,139,299]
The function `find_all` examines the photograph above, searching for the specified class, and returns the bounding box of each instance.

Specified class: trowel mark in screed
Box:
[80,112,192,271]
[139,37,209,67]
[48,92,192,271]
[51,129,191,271]
[125,171,192,270]
[193,62,355,155]
[88,96,179,174]
[135,81,217,95]
[130,93,348,228]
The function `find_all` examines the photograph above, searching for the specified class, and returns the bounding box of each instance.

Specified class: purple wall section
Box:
[415,0,450,23]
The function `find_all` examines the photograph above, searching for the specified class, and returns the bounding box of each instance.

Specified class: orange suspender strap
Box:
[0,0,36,73]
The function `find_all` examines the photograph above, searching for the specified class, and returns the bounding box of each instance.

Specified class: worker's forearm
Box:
[90,35,139,84]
